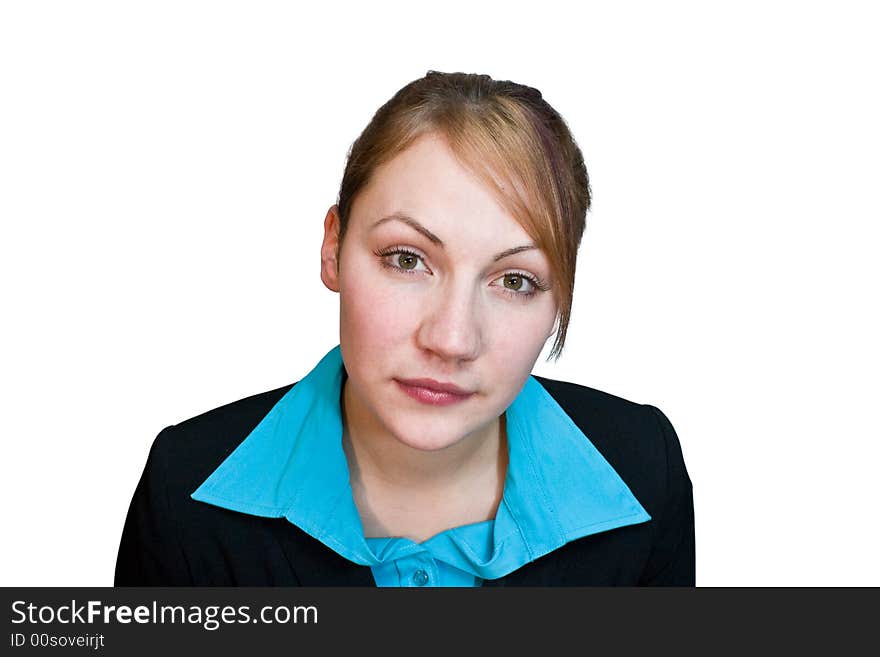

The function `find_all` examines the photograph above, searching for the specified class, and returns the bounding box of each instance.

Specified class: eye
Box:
[375,247,430,274]
[373,246,549,301]
[495,272,542,299]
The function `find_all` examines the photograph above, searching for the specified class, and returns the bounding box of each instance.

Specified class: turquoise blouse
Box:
[191,345,650,587]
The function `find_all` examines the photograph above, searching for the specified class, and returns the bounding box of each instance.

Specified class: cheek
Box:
[488,330,542,378]
[485,308,555,376]
[339,259,412,347]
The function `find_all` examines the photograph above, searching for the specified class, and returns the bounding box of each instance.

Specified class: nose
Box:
[415,279,483,364]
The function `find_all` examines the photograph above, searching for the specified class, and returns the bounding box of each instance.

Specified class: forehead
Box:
[352,133,534,245]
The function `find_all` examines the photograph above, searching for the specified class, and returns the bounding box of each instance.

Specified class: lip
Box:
[395,378,475,406]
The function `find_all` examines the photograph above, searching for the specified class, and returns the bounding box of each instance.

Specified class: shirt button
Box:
[412,569,429,586]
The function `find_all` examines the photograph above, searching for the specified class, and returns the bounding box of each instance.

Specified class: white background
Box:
[2,1,877,586]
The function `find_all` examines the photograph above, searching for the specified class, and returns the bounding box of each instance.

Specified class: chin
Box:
[388,426,469,453]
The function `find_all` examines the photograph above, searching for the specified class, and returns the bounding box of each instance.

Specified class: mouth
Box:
[394,378,475,406]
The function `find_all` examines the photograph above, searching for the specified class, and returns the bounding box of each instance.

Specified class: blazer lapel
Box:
[276,523,377,586]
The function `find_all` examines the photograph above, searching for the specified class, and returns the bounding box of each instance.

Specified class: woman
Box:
[115,70,694,586]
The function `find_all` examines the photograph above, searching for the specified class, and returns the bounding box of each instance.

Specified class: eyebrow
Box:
[371,211,538,262]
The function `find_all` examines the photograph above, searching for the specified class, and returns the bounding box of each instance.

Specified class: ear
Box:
[320,204,342,292]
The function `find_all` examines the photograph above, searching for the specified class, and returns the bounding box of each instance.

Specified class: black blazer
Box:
[115,376,694,586]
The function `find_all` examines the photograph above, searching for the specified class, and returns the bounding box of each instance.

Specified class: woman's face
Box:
[321,132,558,453]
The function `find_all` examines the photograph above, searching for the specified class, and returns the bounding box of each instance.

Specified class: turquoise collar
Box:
[191,345,650,578]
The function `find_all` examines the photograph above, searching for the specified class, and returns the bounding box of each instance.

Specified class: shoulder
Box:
[118,382,307,585]
[527,375,694,585]
[532,373,677,455]
[147,381,299,492]
[531,374,686,516]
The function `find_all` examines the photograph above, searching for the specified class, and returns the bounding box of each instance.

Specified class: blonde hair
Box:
[336,70,591,362]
